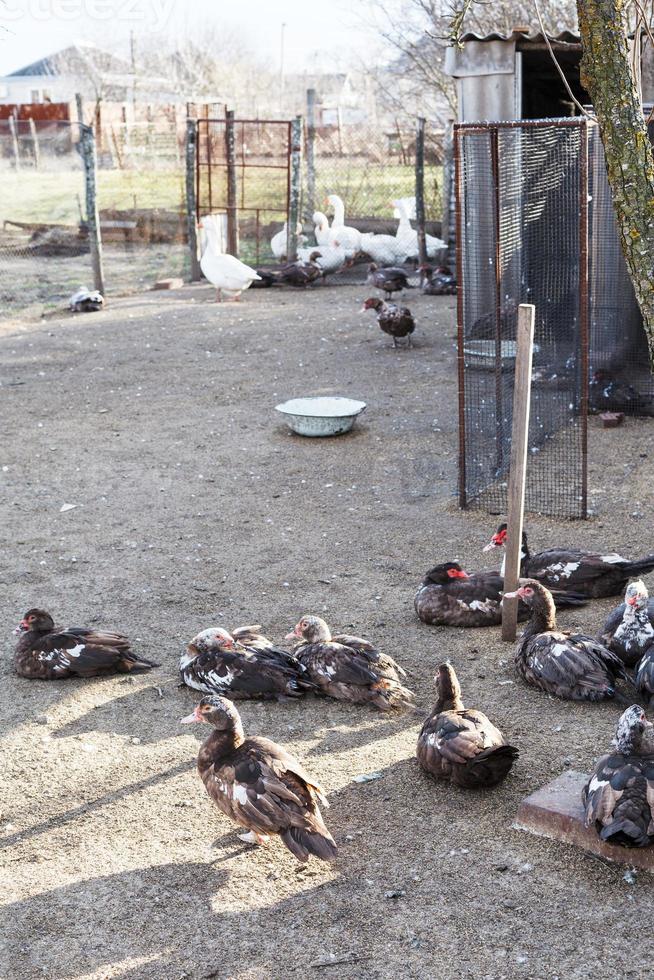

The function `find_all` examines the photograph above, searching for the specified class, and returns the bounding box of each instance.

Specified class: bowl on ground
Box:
[275,396,367,437]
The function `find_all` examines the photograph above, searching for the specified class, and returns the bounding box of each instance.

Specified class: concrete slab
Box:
[513,769,654,871]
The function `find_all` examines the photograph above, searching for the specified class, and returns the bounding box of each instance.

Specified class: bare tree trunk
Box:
[577,0,654,361]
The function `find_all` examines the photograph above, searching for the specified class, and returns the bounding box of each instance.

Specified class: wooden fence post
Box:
[225,109,238,256]
[28,117,40,169]
[415,116,428,273]
[8,112,20,169]
[442,120,454,268]
[305,89,316,219]
[287,115,303,262]
[501,303,535,641]
[185,117,202,281]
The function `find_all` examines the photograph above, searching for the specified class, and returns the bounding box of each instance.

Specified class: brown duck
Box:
[417,663,518,788]
[362,297,415,348]
[181,695,337,862]
[13,608,157,679]
[505,581,630,701]
[583,704,654,847]
[286,615,414,710]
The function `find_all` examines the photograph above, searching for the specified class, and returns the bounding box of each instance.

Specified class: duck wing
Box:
[583,753,654,844]
[24,628,152,677]
[330,633,406,678]
[518,631,627,699]
[207,738,336,861]
[181,648,302,699]
[296,641,379,686]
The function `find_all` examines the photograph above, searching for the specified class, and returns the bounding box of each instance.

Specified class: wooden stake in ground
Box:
[501,303,535,642]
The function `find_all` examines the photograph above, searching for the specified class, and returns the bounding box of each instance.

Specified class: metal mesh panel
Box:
[456,120,587,519]
[588,121,654,413]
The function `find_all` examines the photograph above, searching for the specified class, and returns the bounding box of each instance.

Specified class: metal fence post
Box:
[225,109,238,256]
[185,118,202,281]
[287,115,303,262]
[305,89,316,219]
[80,122,105,295]
[442,120,454,268]
[415,116,428,271]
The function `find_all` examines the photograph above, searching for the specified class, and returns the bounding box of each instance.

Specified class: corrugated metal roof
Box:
[459,30,581,45]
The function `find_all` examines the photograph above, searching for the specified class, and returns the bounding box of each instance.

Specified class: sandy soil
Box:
[1,282,654,980]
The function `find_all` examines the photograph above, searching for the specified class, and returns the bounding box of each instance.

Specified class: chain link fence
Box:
[1,114,188,320]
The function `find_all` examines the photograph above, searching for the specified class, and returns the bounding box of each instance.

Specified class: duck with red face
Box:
[484,522,654,599]
[504,580,630,702]
[599,580,654,667]
[414,561,587,628]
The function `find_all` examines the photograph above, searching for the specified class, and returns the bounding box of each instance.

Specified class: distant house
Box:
[0,43,181,106]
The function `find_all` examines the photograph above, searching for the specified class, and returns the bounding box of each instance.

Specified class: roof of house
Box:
[8,44,131,77]
[458,30,581,46]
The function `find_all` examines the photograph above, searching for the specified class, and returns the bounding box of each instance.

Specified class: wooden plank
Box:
[501,303,535,641]
[287,115,302,262]
[77,95,105,297]
[225,109,238,256]
[28,117,40,169]
[415,116,427,270]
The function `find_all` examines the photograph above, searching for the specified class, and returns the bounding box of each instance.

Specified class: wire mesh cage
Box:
[455,118,588,519]
[588,120,654,415]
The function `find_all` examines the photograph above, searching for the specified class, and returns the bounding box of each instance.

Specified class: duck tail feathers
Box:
[279,826,338,863]
[456,744,519,789]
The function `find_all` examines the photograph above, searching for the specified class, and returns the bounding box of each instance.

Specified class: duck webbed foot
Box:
[238,831,270,845]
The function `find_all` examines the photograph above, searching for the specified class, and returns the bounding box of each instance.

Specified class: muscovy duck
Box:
[180,625,311,700]
[417,662,518,788]
[13,608,157,679]
[298,243,346,276]
[362,297,415,348]
[414,561,587,628]
[285,615,413,711]
[582,704,654,847]
[504,581,630,701]
[419,265,457,296]
[366,263,411,297]
[484,522,654,598]
[69,286,104,312]
[635,645,654,707]
[599,580,654,667]
[181,695,337,861]
[589,370,650,414]
[277,253,323,287]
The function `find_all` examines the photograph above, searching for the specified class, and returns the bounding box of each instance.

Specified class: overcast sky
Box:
[0,0,382,75]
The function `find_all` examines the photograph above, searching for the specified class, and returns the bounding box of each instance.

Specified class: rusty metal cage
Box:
[455,118,589,519]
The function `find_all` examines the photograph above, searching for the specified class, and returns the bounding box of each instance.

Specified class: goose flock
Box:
[196,193,454,300]
[13,518,654,860]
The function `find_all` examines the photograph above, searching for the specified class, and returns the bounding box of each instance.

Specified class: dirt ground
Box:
[1,281,654,980]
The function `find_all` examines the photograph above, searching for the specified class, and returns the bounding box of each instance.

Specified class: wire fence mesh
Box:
[455,119,587,519]
[0,116,188,319]
[588,118,654,415]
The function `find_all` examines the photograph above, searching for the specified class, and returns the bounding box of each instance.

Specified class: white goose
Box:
[271,221,306,261]
[392,199,447,261]
[313,211,334,247]
[360,232,404,266]
[325,194,361,259]
[199,215,261,302]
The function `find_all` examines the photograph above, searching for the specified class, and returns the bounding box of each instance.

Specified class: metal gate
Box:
[195,114,292,264]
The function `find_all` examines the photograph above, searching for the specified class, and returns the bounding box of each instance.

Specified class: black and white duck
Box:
[419,264,457,295]
[589,369,650,414]
[414,561,587,628]
[582,704,654,847]
[362,297,415,348]
[635,645,654,707]
[599,580,654,667]
[504,581,630,702]
[180,625,311,701]
[484,522,654,599]
[416,662,518,788]
[181,695,337,862]
[13,608,157,679]
[276,252,323,287]
[285,615,414,711]
[366,263,411,297]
